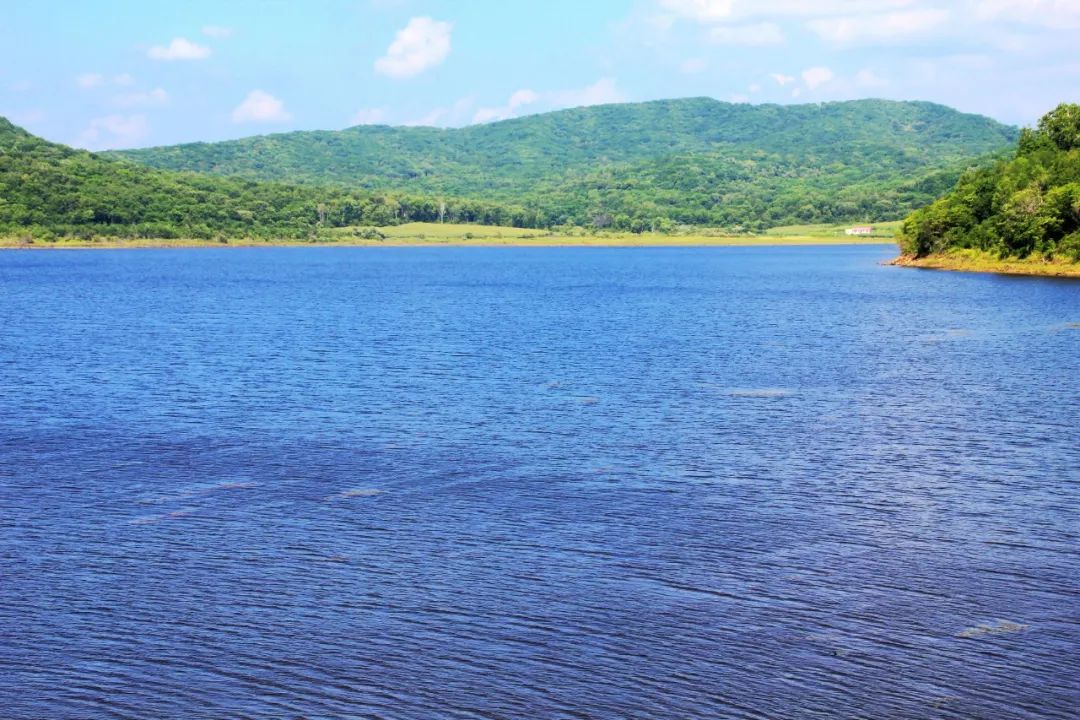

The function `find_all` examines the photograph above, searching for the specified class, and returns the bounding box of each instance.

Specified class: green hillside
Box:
[898,103,1080,262]
[112,98,1019,231]
[0,118,539,242]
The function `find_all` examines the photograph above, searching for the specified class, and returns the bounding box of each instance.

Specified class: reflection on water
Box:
[1,246,1078,719]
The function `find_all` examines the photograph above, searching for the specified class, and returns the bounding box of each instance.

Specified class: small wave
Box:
[956,619,1029,639]
[922,328,974,342]
[136,480,256,505]
[128,507,198,525]
[325,488,384,501]
[727,388,793,398]
[208,481,258,491]
[137,491,196,505]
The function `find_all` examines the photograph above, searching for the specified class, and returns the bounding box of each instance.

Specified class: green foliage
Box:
[1037,103,1080,151]
[111,98,1018,231]
[352,226,386,240]
[0,117,540,240]
[898,103,1080,260]
[1059,231,1080,261]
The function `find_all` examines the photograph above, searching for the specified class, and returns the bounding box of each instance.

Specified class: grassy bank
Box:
[890,248,1080,278]
[764,220,900,239]
[366,222,895,246]
[1,222,896,249]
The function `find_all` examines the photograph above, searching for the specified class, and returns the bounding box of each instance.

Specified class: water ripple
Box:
[1,246,1078,719]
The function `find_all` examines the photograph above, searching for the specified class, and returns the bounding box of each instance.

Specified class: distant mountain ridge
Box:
[111,98,1019,230]
[0,117,536,241]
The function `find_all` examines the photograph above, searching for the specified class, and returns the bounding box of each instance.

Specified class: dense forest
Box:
[898,103,1080,261]
[114,98,1018,232]
[2,99,1023,240]
[0,118,542,241]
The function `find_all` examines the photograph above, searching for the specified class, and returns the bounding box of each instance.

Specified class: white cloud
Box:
[553,77,625,109]
[350,107,388,125]
[405,79,624,129]
[232,90,291,123]
[680,58,708,74]
[587,12,1043,125]
[731,94,750,103]
[909,53,994,84]
[76,73,105,89]
[792,88,802,98]
[749,83,761,93]
[655,0,1080,55]
[405,96,475,127]
[9,108,45,126]
[802,66,834,90]
[660,0,734,22]
[79,73,139,89]
[473,88,540,124]
[765,0,914,16]
[147,37,212,61]
[660,0,915,23]
[707,22,784,45]
[612,6,678,48]
[938,54,994,70]
[374,17,452,79]
[202,25,233,38]
[404,108,447,127]
[114,88,170,108]
[855,68,889,87]
[508,89,540,108]
[808,9,950,44]
[471,108,503,124]
[77,114,149,150]
[409,79,623,129]
[970,0,1080,28]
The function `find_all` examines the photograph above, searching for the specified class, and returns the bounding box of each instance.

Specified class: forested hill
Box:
[898,103,1080,262]
[112,98,1019,230]
[0,118,540,241]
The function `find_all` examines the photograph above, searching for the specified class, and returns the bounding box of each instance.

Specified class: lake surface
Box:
[1,245,1078,719]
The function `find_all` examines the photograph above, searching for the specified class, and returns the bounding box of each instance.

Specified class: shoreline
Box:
[889,252,1080,279]
[0,236,896,250]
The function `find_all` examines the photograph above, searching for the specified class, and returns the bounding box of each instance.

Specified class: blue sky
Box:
[2,0,1078,150]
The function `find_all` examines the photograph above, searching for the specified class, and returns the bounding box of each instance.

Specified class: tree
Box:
[1037,103,1080,151]
[897,103,1080,261]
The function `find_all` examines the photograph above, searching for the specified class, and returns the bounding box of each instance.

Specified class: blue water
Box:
[1,245,1078,719]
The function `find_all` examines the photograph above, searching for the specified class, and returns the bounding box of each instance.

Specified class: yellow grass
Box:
[890,249,1080,278]
[376,222,543,240]
[342,222,893,247]
[0,222,896,249]
[765,220,901,238]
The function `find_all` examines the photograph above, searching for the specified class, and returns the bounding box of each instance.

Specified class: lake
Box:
[1,245,1077,719]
